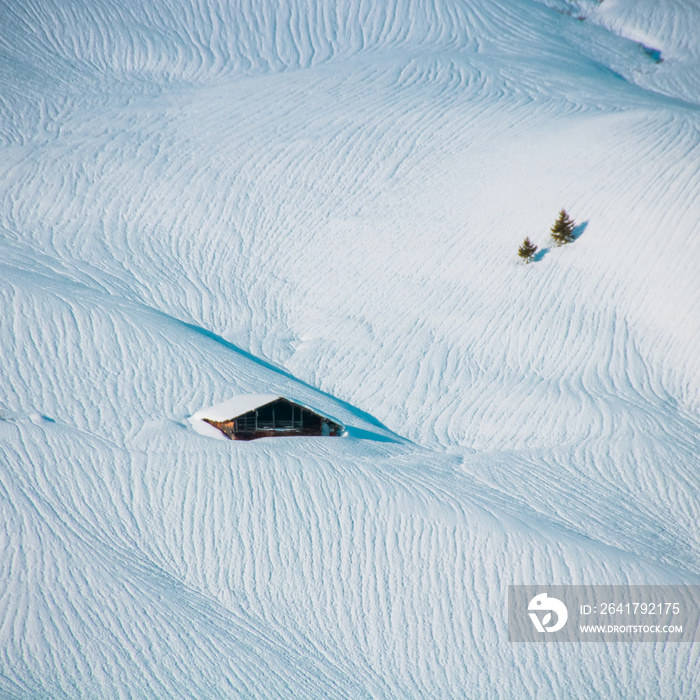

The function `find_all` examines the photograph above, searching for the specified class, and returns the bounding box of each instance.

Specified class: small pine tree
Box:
[518,237,538,263]
[550,209,576,246]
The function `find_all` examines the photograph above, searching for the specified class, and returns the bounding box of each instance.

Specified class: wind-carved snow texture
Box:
[1,0,699,697]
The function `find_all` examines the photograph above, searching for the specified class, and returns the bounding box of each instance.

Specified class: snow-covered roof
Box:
[191,394,282,422]
[188,394,345,439]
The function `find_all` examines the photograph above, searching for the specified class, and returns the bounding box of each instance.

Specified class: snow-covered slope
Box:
[1,0,699,697]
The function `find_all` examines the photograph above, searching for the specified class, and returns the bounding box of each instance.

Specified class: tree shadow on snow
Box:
[532,220,589,262]
[572,220,588,240]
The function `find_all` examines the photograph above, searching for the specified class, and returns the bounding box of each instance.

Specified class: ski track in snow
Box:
[1,0,700,697]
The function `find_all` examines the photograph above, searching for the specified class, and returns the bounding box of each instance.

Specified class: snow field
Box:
[1,0,699,696]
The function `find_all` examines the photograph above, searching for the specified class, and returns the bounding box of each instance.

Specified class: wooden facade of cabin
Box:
[202,397,343,441]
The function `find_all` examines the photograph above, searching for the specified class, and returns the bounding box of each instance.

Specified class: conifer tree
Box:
[518,237,538,263]
[550,209,576,246]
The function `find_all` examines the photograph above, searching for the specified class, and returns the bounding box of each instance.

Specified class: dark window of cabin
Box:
[254,400,300,429]
[232,400,338,435]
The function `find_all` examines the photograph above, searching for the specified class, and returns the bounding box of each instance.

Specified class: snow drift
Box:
[1,0,699,696]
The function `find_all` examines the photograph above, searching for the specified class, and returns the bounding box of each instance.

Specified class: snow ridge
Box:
[1,0,699,696]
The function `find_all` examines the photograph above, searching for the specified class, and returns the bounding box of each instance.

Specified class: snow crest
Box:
[1,0,699,696]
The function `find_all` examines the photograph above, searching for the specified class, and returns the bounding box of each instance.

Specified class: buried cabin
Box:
[191,394,345,441]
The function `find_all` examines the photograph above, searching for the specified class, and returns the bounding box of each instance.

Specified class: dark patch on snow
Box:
[572,220,589,240]
[532,247,550,263]
[641,45,663,64]
[344,426,403,443]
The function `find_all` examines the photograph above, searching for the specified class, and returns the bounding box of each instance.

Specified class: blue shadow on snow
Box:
[531,219,589,262]
[172,316,407,443]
